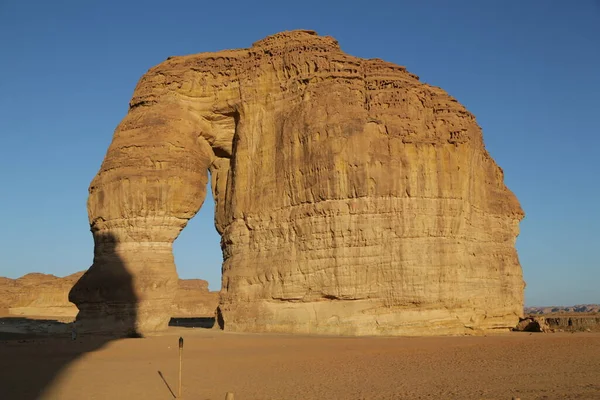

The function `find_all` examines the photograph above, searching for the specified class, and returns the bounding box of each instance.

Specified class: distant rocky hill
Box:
[0,271,219,318]
[516,305,600,333]
[525,305,600,315]
[0,272,84,317]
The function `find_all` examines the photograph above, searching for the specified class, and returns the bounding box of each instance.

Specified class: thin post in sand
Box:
[225,392,235,400]
[178,336,184,398]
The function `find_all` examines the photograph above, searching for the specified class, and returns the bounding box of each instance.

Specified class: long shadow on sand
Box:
[0,234,139,399]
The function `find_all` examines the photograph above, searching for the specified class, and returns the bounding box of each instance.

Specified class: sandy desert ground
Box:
[1,317,599,400]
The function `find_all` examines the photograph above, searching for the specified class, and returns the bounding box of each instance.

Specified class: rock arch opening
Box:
[170,172,223,329]
[172,175,223,291]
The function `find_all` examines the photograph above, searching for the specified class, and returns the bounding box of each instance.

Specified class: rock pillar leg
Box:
[70,99,214,335]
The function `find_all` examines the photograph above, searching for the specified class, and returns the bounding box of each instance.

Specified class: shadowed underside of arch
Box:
[70,30,525,336]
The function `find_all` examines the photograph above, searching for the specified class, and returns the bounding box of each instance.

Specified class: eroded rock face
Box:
[514,315,600,333]
[514,317,550,333]
[74,30,525,335]
[0,272,83,317]
[171,279,219,317]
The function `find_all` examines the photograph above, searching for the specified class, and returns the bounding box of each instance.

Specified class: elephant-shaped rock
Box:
[70,30,525,336]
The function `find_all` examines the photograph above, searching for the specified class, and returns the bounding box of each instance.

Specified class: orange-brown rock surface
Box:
[0,273,218,319]
[172,279,220,317]
[0,272,83,317]
[73,30,524,336]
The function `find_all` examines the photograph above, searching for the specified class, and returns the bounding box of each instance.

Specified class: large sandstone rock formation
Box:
[71,30,525,336]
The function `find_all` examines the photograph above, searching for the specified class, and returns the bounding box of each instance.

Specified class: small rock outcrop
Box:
[73,30,525,335]
[513,317,550,332]
[518,305,600,333]
[543,316,600,332]
[515,313,600,333]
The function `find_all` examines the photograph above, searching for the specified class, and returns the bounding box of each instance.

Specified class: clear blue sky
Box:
[0,1,598,306]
